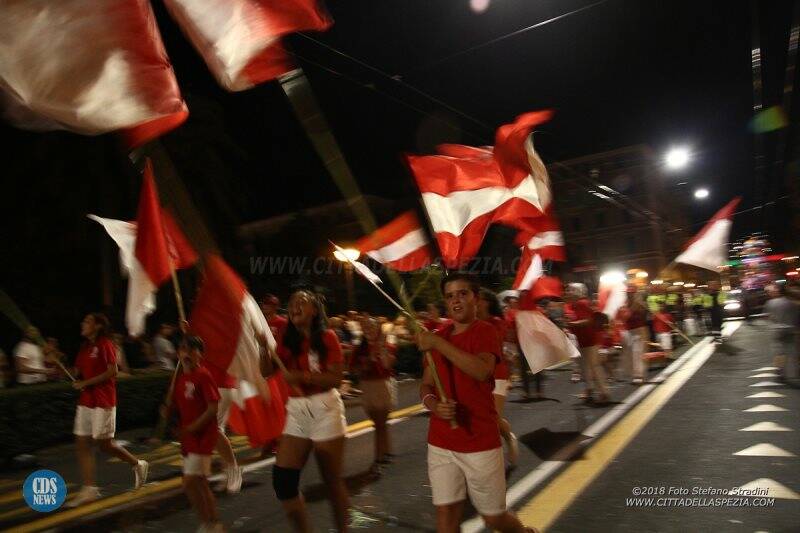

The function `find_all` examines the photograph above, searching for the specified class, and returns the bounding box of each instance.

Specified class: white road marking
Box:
[743,404,788,413]
[739,422,792,432]
[733,444,796,457]
[746,392,785,398]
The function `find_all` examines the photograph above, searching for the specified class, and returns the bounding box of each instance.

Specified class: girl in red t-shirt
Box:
[352,316,397,473]
[259,290,349,532]
[477,288,519,466]
[68,313,149,507]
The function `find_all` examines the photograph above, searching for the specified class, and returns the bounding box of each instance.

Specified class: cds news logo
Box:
[23,469,67,512]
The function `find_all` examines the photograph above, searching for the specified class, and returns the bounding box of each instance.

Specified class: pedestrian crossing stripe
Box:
[746,391,785,398]
[748,373,780,378]
[733,443,796,457]
[743,404,788,412]
[749,381,783,387]
[739,422,793,432]
[752,367,779,372]
[735,478,800,500]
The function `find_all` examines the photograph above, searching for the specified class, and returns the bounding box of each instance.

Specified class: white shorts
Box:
[217,388,234,431]
[427,444,507,516]
[360,378,397,414]
[283,389,347,442]
[493,379,510,397]
[183,453,212,477]
[657,332,672,351]
[73,406,116,439]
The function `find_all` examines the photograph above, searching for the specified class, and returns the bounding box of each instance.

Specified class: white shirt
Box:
[14,340,46,384]
[153,335,176,370]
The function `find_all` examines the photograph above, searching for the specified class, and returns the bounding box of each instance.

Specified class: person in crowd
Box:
[110,333,131,376]
[345,310,363,347]
[261,294,288,348]
[259,289,350,532]
[166,335,223,532]
[44,336,68,381]
[352,316,397,474]
[68,313,149,507]
[621,289,649,384]
[707,280,725,343]
[153,323,177,370]
[596,312,620,381]
[764,283,799,380]
[14,326,54,384]
[477,288,519,466]
[392,314,413,343]
[423,302,450,332]
[501,295,528,394]
[652,305,674,358]
[565,284,610,403]
[417,273,536,533]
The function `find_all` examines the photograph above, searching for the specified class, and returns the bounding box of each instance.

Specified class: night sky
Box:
[0,0,796,354]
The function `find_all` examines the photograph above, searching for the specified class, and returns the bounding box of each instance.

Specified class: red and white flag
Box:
[674,197,741,271]
[227,375,287,447]
[190,255,276,400]
[88,209,197,324]
[598,278,628,320]
[408,111,552,267]
[0,0,188,148]
[513,250,543,291]
[515,211,566,262]
[355,211,433,271]
[515,310,578,374]
[165,0,332,91]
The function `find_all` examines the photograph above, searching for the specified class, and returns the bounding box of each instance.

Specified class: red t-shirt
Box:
[352,340,395,380]
[503,309,518,341]
[427,320,501,453]
[653,312,673,334]
[268,315,288,348]
[201,360,236,389]
[279,329,344,397]
[174,366,221,455]
[569,298,599,348]
[624,308,647,330]
[75,337,117,408]
[488,316,510,380]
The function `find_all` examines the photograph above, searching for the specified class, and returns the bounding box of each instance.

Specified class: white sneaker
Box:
[67,486,101,507]
[503,432,520,466]
[133,460,149,489]
[226,465,242,494]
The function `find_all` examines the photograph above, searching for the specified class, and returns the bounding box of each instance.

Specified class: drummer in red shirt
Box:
[170,335,222,532]
[259,289,349,532]
[69,313,149,507]
[417,273,536,533]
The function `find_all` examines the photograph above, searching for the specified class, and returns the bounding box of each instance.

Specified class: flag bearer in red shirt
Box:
[417,273,537,533]
[169,335,222,532]
[653,305,675,357]
[68,313,149,507]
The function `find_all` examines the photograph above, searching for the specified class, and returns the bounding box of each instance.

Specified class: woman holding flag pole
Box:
[259,289,350,532]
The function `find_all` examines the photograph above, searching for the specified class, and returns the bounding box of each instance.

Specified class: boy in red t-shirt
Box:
[417,273,536,533]
[68,313,149,508]
[167,336,222,531]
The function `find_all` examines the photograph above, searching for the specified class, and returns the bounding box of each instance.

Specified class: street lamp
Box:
[599,271,626,285]
[333,247,360,310]
[694,188,709,199]
[664,147,691,170]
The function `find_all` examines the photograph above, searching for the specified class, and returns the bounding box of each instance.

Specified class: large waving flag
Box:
[190,255,277,400]
[355,211,433,272]
[227,376,287,447]
[674,198,741,271]
[0,0,188,148]
[165,0,332,91]
[515,310,577,374]
[408,111,553,267]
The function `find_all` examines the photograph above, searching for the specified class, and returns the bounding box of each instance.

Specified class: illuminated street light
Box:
[694,188,709,199]
[673,281,684,286]
[651,279,664,285]
[635,271,649,279]
[333,248,360,262]
[664,147,691,170]
[599,271,626,285]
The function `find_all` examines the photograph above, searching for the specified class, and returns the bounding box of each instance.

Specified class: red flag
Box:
[227,375,287,447]
[355,211,433,271]
[165,0,332,91]
[161,210,198,270]
[514,211,566,262]
[135,161,172,287]
[674,197,741,271]
[408,111,553,267]
[0,0,188,148]
[190,255,276,400]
